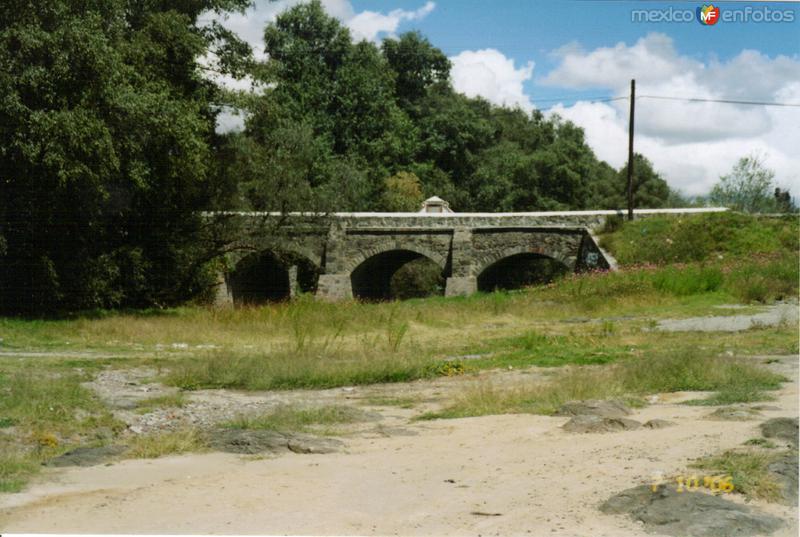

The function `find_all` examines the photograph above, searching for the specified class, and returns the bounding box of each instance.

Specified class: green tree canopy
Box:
[709,155,793,213]
[0,0,251,314]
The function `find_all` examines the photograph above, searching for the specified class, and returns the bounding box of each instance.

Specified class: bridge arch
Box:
[475,248,571,293]
[228,248,320,305]
[348,247,446,301]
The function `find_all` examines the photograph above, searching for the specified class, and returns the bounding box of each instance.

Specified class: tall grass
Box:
[164,348,436,391]
[421,349,784,420]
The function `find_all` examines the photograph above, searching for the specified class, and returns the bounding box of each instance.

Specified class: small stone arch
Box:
[473,246,574,278]
[475,248,572,293]
[341,243,448,274]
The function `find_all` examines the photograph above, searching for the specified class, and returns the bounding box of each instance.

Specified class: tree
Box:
[382,32,450,106]
[590,154,670,210]
[380,172,424,212]
[709,155,782,213]
[0,0,252,314]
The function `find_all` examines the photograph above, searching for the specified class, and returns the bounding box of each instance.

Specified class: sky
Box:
[208,0,800,198]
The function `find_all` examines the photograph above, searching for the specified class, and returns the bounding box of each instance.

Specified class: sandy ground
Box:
[1,353,797,536]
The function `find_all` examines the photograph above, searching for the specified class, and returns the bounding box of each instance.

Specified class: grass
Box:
[135,393,188,414]
[691,449,786,501]
[125,429,205,459]
[0,371,124,492]
[224,404,370,433]
[419,349,784,420]
[600,212,798,266]
[683,386,776,406]
[164,349,442,391]
[0,451,40,493]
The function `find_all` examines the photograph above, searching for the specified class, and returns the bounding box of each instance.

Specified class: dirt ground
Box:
[0,352,797,536]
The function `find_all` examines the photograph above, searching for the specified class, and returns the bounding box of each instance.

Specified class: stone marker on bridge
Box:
[214,201,727,306]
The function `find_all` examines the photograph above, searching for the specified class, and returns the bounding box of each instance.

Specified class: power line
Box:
[532,94,800,107]
[637,94,800,107]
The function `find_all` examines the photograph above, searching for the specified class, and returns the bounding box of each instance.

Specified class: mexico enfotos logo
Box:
[632,4,795,24]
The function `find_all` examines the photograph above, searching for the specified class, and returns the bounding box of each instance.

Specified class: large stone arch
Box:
[347,246,447,301]
[226,245,322,305]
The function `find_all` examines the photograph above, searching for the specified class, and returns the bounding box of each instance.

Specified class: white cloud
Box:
[348,1,435,42]
[450,49,535,111]
[543,33,800,197]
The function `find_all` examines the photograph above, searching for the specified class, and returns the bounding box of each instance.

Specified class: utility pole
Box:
[626,79,635,221]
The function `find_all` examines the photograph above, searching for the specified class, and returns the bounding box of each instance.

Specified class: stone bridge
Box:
[214,207,727,305]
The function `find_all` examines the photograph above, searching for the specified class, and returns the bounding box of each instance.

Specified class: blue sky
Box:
[349,0,800,105]
[211,1,800,197]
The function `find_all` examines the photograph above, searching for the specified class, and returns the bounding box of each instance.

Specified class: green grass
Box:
[600,212,799,266]
[691,449,786,501]
[0,450,40,493]
[419,349,784,420]
[164,349,443,391]
[224,404,370,433]
[0,371,123,492]
[683,385,776,406]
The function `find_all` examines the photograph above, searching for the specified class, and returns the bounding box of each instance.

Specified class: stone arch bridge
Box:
[214,208,727,305]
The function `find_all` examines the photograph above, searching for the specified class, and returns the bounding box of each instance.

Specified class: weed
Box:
[691,450,785,502]
[225,404,369,433]
[125,429,205,459]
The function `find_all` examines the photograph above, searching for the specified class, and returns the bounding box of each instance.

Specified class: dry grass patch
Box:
[125,428,205,459]
[225,404,370,434]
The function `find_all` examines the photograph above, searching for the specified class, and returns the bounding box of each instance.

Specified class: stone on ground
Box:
[601,484,783,537]
[47,446,125,467]
[643,419,675,429]
[206,428,343,455]
[562,415,641,433]
[707,406,762,421]
[555,399,632,418]
[760,417,799,447]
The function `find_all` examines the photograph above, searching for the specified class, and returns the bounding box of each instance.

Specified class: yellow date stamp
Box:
[651,473,734,493]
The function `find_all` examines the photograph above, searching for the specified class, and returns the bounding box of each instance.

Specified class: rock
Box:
[601,484,783,537]
[760,417,798,447]
[206,429,290,454]
[47,446,125,467]
[768,452,798,505]
[643,419,675,429]
[563,415,641,433]
[206,428,343,455]
[286,434,343,454]
[707,406,761,421]
[555,400,632,418]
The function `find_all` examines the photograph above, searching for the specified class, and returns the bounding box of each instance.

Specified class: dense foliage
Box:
[0,0,251,314]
